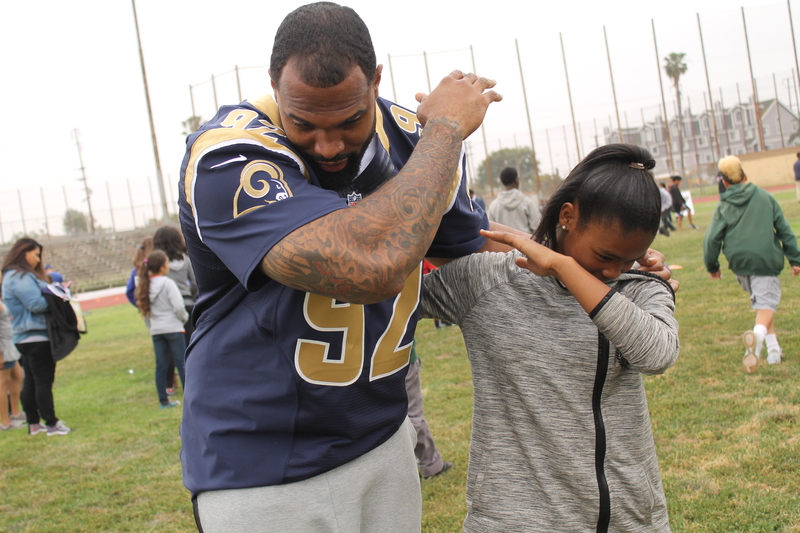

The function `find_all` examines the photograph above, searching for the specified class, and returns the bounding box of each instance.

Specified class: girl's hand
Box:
[480,229,564,278]
[481,228,610,313]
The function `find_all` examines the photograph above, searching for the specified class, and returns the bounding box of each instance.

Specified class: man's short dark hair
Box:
[499,167,519,186]
[670,175,682,182]
[270,2,377,88]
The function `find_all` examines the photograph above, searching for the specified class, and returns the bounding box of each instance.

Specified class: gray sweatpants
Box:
[195,418,421,532]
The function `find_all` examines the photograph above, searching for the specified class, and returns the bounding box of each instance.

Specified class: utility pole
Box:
[470,45,494,196]
[515,39,541,194]
[72,128,95,234]
[131,0,169,222]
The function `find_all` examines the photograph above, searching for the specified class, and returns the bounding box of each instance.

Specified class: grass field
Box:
[1,190,800,532]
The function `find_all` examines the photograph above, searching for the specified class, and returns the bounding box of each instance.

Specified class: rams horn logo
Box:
[233,160,293,218]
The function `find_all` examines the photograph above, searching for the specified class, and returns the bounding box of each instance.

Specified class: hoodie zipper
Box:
[593,332,611,533]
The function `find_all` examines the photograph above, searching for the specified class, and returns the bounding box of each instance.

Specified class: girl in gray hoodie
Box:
[423,144,678,532]
[136,250,188,409]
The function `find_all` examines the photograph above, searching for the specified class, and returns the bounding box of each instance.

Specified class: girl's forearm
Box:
[552,255,611,314]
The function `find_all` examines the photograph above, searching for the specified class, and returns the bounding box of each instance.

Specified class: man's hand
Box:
[415,70,502,140]
[635,249,669,279]
[709,270,722,279]
[792,265,800,276]
[636,248,680,292]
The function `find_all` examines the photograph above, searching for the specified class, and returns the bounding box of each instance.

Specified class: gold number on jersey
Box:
[220,109,258,129]
[390,105,422,134]
[295,265,421,386]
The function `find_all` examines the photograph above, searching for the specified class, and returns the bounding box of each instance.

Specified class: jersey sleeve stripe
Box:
[184,129,308,210]
[185,135,308,243]
[442,145,466,215]
[375,102,391,155]
[248,94,283,126]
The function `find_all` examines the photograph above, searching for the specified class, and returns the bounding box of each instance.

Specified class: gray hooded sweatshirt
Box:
[487,188,541,234]
[146,276,189,335]
[166,254,198,307]
[422,250,678,532]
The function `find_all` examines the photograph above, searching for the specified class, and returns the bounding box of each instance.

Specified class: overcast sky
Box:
[0,0,795,235]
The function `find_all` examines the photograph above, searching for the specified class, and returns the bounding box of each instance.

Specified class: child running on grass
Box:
[703,155,800,373]
[421,144,679,532]
[136,250,187,409]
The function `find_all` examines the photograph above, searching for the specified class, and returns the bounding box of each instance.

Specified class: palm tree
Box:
[664,52,688,176]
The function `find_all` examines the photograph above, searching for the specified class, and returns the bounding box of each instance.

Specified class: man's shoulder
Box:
[191,96,290,147]
[375,97,423,150]
[184,95,310,181]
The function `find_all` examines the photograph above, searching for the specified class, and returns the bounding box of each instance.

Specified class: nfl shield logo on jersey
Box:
[347,192,362,206]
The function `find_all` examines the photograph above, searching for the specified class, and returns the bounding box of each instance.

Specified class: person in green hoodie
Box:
[704,155,800,374]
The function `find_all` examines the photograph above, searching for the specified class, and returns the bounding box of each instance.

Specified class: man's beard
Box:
[308,119,376,193]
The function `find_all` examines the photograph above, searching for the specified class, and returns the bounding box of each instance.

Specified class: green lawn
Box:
[2,190,800,532]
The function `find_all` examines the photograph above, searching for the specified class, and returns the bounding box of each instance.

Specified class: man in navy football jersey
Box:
[179,3,671,531]
[179,2,504,531]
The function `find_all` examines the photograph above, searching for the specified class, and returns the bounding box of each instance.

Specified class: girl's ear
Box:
[558,202,576,230]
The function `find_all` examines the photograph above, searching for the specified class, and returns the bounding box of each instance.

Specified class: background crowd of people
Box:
[0,224,200,437]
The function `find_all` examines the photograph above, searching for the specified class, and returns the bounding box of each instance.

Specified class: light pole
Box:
[131,0,169,222]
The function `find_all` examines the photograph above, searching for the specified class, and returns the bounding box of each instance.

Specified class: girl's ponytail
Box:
[136,250,168,318]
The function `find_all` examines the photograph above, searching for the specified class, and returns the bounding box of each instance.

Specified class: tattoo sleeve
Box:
[261,119,463,304]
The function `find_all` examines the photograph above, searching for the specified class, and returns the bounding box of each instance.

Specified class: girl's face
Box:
[25,247,42,269]
[160,263,170,276]
[557,203,653,282]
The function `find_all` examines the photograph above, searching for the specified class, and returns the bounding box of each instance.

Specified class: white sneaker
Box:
[766,348,782,365]
[0,419,24,430]
[742,330,759,374]
[46,420,71,436]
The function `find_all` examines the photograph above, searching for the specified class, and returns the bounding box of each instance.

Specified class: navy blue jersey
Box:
[178,94,488,493]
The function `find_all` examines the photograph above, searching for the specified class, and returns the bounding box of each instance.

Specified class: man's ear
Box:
[270,70,279,102]
[373,64,383,98]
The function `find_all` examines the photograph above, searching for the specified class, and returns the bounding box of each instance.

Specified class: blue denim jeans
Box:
[152,332,186,406]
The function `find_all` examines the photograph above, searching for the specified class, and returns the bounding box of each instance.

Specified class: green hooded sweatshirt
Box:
[703,182,800,276]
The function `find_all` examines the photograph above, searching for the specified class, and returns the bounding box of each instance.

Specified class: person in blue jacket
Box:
[1,238,71,436]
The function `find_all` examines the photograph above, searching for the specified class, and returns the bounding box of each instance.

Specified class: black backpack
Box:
[43,283,82,362]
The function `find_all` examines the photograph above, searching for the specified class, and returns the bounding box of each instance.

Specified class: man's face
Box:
[272,59,381,191]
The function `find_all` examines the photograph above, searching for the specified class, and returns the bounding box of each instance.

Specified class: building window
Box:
[697,137,707,147]
[730,130,740,141]
[746,129,755,139]
[704,154,713,162]
[652,145,659,155]
[763,125,770,136]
